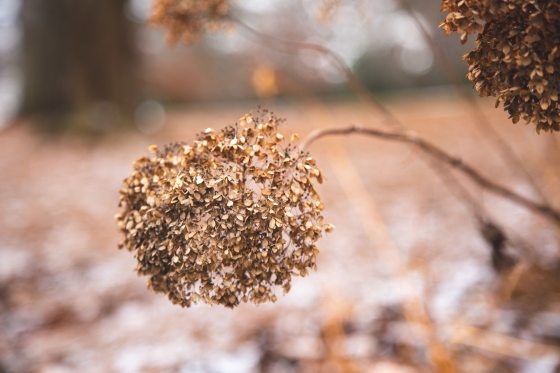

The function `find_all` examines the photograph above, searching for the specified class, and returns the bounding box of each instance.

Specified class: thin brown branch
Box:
[303,125,560,224]
[230,14,484,217]
[231,12,559,232]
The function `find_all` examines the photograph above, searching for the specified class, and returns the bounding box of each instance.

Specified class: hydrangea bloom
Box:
[116,110,333,307]
[442,0,560,132]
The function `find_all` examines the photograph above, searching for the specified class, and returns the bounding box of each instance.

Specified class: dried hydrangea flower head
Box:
[116,110,333,308]
[150,0,229,44]
[441,0,560,132]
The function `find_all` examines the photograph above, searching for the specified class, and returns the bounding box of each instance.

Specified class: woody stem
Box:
[303,125,560,225]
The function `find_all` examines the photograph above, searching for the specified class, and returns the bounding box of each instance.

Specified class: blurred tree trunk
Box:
[19,0,138,132]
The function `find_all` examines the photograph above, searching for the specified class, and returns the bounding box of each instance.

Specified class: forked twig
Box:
[303,125,560,224]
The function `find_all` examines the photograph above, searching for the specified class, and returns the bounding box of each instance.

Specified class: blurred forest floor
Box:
[1,94,560,373]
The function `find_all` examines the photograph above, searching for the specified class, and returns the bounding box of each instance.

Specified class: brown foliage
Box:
[116,110,332,308]
[441,0,560,132]
[150,0,229,44]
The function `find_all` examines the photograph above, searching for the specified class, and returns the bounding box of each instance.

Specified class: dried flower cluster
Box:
[441,0,560,132]
[116,111,332,308]
[150,0,229,44]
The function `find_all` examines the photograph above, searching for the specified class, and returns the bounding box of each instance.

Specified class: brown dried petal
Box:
[150,0,230,44]
[116,109,332,308]
[441,0,560,132]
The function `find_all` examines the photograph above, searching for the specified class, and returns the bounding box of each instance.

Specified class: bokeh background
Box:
[1,1,560,372]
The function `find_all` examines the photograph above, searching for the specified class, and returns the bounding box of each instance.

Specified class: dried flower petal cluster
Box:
[150,0,229,44]
[116,111,332,308]
[441,0,560,132]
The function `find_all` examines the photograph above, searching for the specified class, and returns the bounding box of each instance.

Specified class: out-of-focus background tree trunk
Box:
[19,0,137,132]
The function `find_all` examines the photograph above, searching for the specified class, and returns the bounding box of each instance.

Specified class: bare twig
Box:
[230,12,560,246]
[303,125,560,224]
[231,14,484,215]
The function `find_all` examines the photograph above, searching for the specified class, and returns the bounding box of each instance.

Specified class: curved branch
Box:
[303,125,560,224]
[229,13,560,227]
[230,14,487,211]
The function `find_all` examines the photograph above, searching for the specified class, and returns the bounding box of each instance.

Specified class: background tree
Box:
[19,0,138,132]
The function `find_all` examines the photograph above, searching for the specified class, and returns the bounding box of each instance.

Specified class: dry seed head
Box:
[441,0,560,132]
[117,110,331,308]
[150,0,230,44]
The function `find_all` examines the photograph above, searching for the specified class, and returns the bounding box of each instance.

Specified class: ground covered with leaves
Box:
[1,95,560,373]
